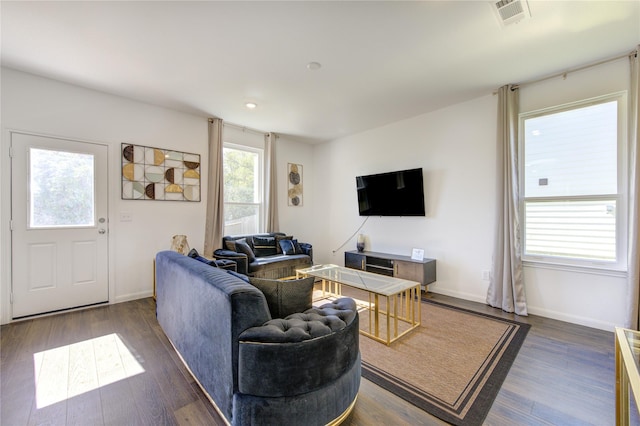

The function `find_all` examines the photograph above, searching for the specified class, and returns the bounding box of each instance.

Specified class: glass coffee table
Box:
[297,264,421,345]
[615,327,640,425]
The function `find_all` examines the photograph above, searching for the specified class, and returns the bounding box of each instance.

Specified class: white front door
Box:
[11,133,109,319]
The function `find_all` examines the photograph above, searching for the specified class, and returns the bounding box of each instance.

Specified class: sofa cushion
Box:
[239,298,357,344]
[249,254,312,279]
[308,298,358,325]
[249,276,315,318]
[239,313,346,343]
[235,239,256,263]
[252,235,278,257]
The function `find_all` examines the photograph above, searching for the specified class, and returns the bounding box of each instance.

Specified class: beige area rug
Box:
[357,298,530,426]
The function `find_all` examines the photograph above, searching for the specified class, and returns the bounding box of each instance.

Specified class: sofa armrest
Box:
[237,298,358,398]
[214,249,248,275]
[298,242,313,262]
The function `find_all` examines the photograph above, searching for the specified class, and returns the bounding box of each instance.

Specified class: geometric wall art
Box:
[121,143,201,201]
[287,163,303,206]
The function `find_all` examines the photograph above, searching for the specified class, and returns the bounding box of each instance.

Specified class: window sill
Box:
[522,259,628,278]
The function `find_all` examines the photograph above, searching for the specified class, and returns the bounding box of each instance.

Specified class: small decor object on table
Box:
[170,235,190,255]
[411,248,424,261]
[121,143,201,201]
[288,163,303,206]
[357,234,366,252]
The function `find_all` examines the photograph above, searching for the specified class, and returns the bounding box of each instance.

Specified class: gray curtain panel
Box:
[265,132,279,233]
[486,85,528,316]
[204,118,225,257]
[626,47,640,330]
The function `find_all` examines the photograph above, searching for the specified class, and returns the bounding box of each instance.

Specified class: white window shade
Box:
[524,199,616,261]
[524,101,617,198]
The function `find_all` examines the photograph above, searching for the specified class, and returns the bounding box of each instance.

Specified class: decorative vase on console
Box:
[356,234,365,252]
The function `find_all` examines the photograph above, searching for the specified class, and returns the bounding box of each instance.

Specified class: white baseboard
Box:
[526,306,615,332]
[429,288,486,304]
[428,288,616,332]
[114,290,154,304]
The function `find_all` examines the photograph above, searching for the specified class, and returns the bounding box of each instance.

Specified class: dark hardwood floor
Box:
[0,294,629,425]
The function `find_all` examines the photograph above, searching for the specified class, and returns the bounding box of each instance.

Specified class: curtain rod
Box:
[222,121,269,136]
[512,48,637,90]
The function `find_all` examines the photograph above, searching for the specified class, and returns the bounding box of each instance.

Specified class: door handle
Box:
[98,229,106,234]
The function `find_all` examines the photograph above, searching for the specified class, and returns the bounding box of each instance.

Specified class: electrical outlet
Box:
[120,211,133,222]
[482,270,491,281]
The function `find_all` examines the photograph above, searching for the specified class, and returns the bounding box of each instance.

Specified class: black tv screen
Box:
[356,168,425,216]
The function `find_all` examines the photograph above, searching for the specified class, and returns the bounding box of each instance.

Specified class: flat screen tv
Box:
[356,168,425,216]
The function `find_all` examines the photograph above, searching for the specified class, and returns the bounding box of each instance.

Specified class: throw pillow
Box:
[275,235,293,254]
[278,239,296,255]
[235,238,256,263]
[187,248,218,267]
[249,276,315,318]
[225,240,237,251]
[252,235,278,257]
[280,239,303,255]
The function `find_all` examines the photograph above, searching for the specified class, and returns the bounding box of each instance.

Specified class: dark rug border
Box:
[360,298,531,426]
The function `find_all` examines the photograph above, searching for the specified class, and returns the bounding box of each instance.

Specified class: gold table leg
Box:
[616,331,630,425]
[393,295,398,342]
[374,294,379,338]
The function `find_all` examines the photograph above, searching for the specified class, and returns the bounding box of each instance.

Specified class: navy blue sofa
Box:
[155,251,361,426]
[213,232,313,279]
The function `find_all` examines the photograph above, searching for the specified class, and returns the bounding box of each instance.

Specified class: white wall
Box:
[276,135,315,244]
[311,57,631,331]
[1,68,208,324]
[312,94,497,302]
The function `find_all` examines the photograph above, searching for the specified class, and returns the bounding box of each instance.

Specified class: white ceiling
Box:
[2,1,639,143]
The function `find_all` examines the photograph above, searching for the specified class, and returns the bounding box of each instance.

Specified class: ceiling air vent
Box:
[491,0,531,27]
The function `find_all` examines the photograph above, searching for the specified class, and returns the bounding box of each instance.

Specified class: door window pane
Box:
[29,148,95,228]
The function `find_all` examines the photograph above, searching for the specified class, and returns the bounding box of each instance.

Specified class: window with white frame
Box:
[520,93,627,270]
[223,144,264,235]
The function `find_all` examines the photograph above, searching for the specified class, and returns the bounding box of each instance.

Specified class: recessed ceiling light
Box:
[307,62,322,71]
[245,102,257,109]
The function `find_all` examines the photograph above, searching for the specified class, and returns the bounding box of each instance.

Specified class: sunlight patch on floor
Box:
[33,333,145,409]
